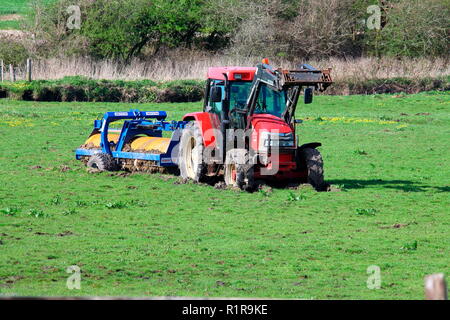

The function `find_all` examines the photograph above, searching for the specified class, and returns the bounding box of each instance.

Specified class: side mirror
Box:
[304,87,313,104]
[210,86,222,103]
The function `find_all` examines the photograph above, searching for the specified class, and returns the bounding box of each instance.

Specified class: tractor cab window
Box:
[208,80,225,115]
[229,82,252,129]
[254,84,287,118]
[230,81,252,110]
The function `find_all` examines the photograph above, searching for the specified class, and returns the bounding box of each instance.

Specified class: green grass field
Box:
[0,92,448,299]
[0,0,29,15]
[0,19,21,29]
[0,0,54,15]
[0,0,28,29]
[0,0,53,29]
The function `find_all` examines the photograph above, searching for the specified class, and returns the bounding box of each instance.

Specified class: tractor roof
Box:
[207,67,257,81]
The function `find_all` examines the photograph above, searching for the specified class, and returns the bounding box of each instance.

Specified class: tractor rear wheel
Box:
[224,149,255,191]
[178,121,206,182]
[87,153,117,172]
[300,148,329,192]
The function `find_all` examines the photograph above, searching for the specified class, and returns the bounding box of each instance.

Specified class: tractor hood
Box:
[249,114,293,133]
[249,114,295,151]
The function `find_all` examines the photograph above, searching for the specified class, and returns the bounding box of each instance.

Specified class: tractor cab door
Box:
[229,81,253,129]
[205,79,225,120]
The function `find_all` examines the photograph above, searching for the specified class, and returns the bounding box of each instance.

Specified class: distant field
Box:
[0,92,448,299]
[0,0,55,29]
[0,0,54,15]
[0,19,20,29]
[0,0,30,15]
[0,0,28,29]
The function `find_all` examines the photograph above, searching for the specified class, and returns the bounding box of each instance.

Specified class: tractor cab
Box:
[205,66,290,128]
[204,60,332,138]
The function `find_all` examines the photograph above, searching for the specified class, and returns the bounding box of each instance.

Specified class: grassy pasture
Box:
[0,92,448,299]
[0,0,28,29]
[0,0,29,15]
[0,0,53,29]
[0,0,54,14]
[0,19,21,29]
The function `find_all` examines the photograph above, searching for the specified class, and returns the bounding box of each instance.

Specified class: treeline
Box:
[1,0,447,66]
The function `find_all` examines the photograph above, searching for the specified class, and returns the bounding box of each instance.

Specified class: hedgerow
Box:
[0,76,448,103]
[0,77,205,103]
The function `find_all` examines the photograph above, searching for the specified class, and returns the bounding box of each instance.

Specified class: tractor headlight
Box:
[260,132,295,150]
[264,139,295,148]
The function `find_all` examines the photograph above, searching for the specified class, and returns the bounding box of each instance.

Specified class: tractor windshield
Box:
[254,84,287,118]
[230,82,287,118]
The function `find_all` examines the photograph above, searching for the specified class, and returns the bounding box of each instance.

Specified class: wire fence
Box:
[1,55,450,83]
[0,59,29,81]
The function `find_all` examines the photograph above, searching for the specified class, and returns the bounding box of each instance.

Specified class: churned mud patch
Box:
[41,266,59,273]
[57,231,75,237]
[34,231,51,236]
[256,183,273,194]
[213,181,227,190]
[108,171,132,178]
[328,185,343,192]
[0,275,24,288]
[380,223,411,229]
[59,165,71,172]
[415,112,431,116]
[173,178,189,185]
[79,143,98,150]
[87,167,101,174]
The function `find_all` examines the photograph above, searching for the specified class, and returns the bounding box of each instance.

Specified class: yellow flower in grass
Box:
[307,116,397,125]
[379,120,397,124]
[0,119,34,127]
[10,82,29,89]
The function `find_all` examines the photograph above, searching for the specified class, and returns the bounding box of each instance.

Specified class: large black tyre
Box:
[300,148,329,192]
[178,121,207,182]
[224,149,255,191]
[87,153,117,172]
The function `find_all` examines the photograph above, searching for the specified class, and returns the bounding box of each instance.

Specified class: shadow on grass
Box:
[328,179,449,193]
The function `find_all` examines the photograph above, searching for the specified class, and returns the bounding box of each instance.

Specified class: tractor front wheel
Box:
[300,148,329,192]
[224,149,255,191]
[178,121,206,182]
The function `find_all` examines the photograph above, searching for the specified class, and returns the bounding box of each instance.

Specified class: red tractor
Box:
[177,59,333,191]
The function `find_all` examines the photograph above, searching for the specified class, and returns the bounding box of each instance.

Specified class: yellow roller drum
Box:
[130,136,171,154]
[81,133,170,154]
[83,133,120,148]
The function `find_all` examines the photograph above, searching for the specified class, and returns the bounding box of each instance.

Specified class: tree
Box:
[368,0,450,57]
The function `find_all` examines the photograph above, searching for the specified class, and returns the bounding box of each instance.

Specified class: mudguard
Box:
[299,142,322,150]
[182,112,221,147]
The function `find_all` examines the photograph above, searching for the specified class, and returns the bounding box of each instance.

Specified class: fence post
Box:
[425,273,448,300]
[9,64,15,82]
[26,58,32,82]
[0,60,3,82]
